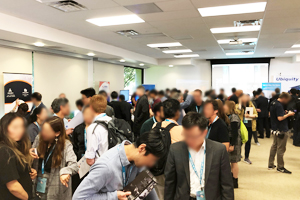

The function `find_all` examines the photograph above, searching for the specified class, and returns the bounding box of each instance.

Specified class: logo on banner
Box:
[22,88,29,97]
[7,88,15,98]
[275,77,299,82]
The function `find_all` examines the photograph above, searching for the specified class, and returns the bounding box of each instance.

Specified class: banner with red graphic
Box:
[3,73,32,113]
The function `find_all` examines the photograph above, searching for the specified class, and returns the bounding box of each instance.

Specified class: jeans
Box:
[257,117,270,138]
[245,127,253,159]
[268,132,288,168]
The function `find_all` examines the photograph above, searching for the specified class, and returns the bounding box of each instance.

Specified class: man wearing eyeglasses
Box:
[164,112,234,200]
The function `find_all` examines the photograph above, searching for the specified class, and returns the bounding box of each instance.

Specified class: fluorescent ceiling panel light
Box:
[211,26,261,34]
[163,49,192,54]
[86,14,144,27]
[292,44,300,48]
[120,59,126,62]
[198,2,267,17]
[147,42,182,48]
[174,54,199,58]
[34,42,45,47]
[87,53,95,56]
[139,63,145,66]
[226,52,254,56]
[169,65,174,67]
[218,38,258,44]
[285,50,300,54]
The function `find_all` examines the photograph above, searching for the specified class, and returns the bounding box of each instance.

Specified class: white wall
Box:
[0,47,32,115]
[34,53,88,110]
[269,57,300,81]
[93,61,124,94]
[144,59,211,92]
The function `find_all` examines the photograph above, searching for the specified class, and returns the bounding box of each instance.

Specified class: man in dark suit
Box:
[119,94,132,124]
[186,89,204,114]
[133,85,150,138]
[255,88,270,138]
[30,92,46,115]
[164,112,234,200]
[109,91,123,119]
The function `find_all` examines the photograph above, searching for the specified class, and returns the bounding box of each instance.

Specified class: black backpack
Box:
[150,122,177,176]
[93,117,134,154]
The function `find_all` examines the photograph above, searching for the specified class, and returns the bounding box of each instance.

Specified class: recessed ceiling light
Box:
[120,59,125,62]
[87,53,95,56]
[86,14,144,27]
[226,52,254,56]
[139,63,145,66]
[34,42,45,47]
[198,2,267,17]
[174,54,199,58]
[292,44,300,48]
[169,65,174,67]
[211,26,261,34]
[285,50,300,54]
[163,49,192,54]
[217,38,258,44]
[147,42,182,48]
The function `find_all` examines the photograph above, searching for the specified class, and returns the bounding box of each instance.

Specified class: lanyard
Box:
[165,119,176,124]
[189,144,206,187]
[42,144,56,174]
[195,105,202,113]
[152,116,157,123]
[206,116,218,139]
[95,113,107,121]
[34,122,41,131]
[117,145,133,188]
[84,128,87,151]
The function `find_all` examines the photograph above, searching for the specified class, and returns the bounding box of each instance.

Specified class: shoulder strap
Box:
[92,121,108,157]
[164,123,177,132]
[155,122,162,129]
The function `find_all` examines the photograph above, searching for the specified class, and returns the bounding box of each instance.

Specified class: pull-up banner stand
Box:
[3,73,32,114]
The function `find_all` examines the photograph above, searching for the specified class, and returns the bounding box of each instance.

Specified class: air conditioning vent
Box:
[116,31,167,39]
[157,47,170,50]
[234,19,262,27]
[49,1,86,12]
[116,30,140,37]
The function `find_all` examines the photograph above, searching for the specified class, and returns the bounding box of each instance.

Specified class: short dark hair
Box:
[99,90,108,97]
[76,99,84,107]
[111,91,118,99]
[80,88,96,98]
[166,88,170,92]
[153,102,162,115]
[275,88,280,94]
[135,128,166,158]
[279,92,291,100]
[232,88,236,93]
[119,94,125,101]
[257,88,263,94]
[182,112,208,131]
[51,98,69,113]
[205,100,218,111]
[253,90,258,97]
[163,99,180,119]
[220,88,224,92]
[158,90,164,96]
[290,88,297,95]
[194,89,202,95]
[31,92,42,101]
[149,89,158,95]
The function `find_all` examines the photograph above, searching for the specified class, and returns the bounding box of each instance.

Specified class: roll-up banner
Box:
[3,73,32,114]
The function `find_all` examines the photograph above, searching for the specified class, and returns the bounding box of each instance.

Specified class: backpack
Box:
[150,122,177,176]
[240,120,248,144]
[93,117,134,155]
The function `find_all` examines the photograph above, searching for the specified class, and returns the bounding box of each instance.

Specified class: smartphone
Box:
[34,148,38,156]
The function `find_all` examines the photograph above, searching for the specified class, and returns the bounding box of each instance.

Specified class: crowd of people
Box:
[0,85,299,200]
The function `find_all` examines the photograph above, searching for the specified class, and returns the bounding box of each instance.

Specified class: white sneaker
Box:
[256,142,260,146]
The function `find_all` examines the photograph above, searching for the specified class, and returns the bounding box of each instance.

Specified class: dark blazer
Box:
[72,123,86,161]
[30,102,46,114]
[164,139,234,200]
[229,94,238,104]
[255,96,269,118]
[110,101,123,119]
[133,95,150,135]
[120,100,132,123]
[185,101,204,114]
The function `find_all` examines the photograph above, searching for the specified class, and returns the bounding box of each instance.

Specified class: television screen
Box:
[120,90,130,101]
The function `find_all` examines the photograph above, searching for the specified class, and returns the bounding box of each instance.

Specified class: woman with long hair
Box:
[27,106,48,144]
[32,116,78,200]
[216,99,230,126]
[0,113,36,200]
[236,93,258,165]
[224,100,241,188]
[16,103,29,117]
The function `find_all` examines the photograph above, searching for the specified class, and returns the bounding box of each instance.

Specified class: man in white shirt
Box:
[85,94,112,166]
[164,112,233,200]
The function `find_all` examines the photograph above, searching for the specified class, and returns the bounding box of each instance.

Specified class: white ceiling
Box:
[0,0,300,61]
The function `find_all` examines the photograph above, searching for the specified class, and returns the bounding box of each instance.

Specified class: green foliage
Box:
[124,67,136,88]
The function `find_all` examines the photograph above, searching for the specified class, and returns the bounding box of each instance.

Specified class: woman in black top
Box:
[0,113,37,200]
[27,106,48,144]
[72,106,94,193]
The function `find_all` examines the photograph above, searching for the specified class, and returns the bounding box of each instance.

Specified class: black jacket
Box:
[164,140,234,200]
[185,101,204,114]
[110,101,123,119]
[120,101,132,123]
[133,95,149,135]
[72,123,86,161]
[229,94,238,104]
[255,96,269,118]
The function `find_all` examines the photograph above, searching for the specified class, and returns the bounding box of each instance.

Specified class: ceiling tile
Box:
[113,0,172,6]
[156,0,195,12]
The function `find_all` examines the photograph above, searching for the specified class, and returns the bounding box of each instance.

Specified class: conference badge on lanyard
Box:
[196,190,205,200]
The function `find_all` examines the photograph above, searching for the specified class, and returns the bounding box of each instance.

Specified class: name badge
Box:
[37,177,48,193]
[196,190,205,200]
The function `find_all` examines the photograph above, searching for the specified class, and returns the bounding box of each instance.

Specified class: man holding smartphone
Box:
[268,92,295,174]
